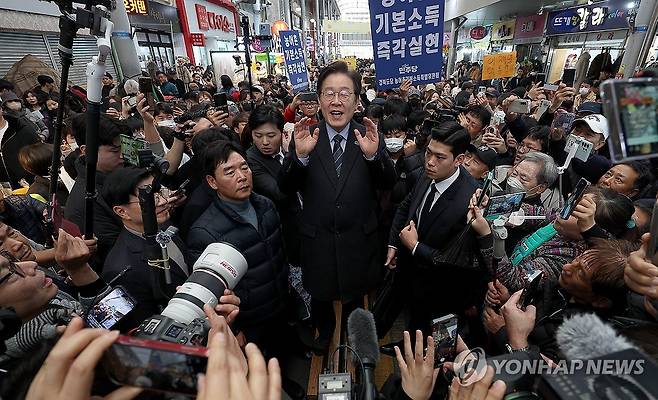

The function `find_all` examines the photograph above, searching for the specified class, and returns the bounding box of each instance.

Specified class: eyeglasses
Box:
[0,260,25,286]
[518,143,541,153]
[127,191,166,205]
[321,90,353,102]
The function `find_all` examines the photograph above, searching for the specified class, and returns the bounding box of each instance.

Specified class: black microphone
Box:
[347,308,380,400]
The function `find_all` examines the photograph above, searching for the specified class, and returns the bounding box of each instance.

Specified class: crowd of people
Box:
[0,53,657,400]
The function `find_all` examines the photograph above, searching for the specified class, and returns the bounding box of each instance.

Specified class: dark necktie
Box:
[419,184,438,228]
[274,153,283,165]
[333,135,344,177]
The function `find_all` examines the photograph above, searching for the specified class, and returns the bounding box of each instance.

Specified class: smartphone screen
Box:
[508,99,531,114]
[432,314,459,366]
[103,336,208,395]
[86,287,136,329]
[120,134,148,167]
[213,93,228,113]
[616,81,658,159]
[560,178,590,220]
[484,192,526,219]
[518,270,543,309]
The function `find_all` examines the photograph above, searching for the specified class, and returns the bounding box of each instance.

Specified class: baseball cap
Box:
[250,85,264,94]
[577,101,602,115]
[425,83,436,91]
[461,81,475,90]
[0,91,20,103]
[573,114,609,140]
[467,144,498,171]
[366,89,376,102]
[485,89,500,98]
[408,88,422,98]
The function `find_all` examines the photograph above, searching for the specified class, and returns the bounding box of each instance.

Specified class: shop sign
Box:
[125,0,148,15]
[491,20,515,41]
[196,4,233,33]
[554,30,627,46]
[190,33,205,46]
[514,14,546,43]
[546,0,631,36]
[470,26,487,40]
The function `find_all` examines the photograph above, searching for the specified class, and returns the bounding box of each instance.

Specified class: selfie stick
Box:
[239,16,255,108]
[557,136,592,209]
[84,8,113,239]
[491,217,508,260]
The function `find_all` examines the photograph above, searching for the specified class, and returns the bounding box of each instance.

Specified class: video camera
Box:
[133,243,247,345]
[119,134,169,173]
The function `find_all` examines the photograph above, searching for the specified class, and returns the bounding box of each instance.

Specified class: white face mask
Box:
[157,119,177,129]
[385,137,404,153]
[579,87,590,96]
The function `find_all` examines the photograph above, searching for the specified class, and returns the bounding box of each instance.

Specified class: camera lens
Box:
[161,243,247,324]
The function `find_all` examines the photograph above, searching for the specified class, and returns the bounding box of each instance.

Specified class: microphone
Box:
[556,313,637,360]
[347,308,379,400]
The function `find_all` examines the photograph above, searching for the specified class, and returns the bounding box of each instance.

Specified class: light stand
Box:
[239,15,255,109]
[84,7,113,239]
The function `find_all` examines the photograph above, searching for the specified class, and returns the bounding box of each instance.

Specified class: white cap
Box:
[573,114,609,140]
[366,89,376,102]
[425,83,436,91]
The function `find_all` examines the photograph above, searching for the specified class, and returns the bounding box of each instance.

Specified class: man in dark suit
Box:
[279,61,397,349]
[101,166,189,327]
[382,122,487,353]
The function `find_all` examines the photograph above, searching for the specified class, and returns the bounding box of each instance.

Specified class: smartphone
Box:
[552,112,576,132]
[491,110,506,127]
[213,93,228,114]
[139,77,156,110]
[431,314,459,367]
[126,96,138,108]
[601,78,658,162]
[543,84,559,92]
[299,92,319,102]
[120,134,148,167]
[102,335,208,395]
[477,171,494,207]
[517,270,543,309]
[559,178,590,220]
[478,86,486,95]
[173,179,190,198]
[484,192,526,219]
[508,99,531,114]
[565,134,594,162]
[85,286,136,329]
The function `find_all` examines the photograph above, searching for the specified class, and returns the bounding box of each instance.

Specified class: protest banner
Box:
[482,51,517,80]
[279,30,309,92]
[368,0,445,90]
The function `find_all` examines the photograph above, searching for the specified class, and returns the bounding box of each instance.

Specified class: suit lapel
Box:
[336,122,360,197]
[258,152,281,178]
[314,122,338,188]
[418,172,463,237]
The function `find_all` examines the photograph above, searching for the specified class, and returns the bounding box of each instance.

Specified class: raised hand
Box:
[293,117,319,158]
[357,117,380,159]
[394,330,439,400]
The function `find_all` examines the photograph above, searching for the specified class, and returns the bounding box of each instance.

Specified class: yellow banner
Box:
[482,51,517,80]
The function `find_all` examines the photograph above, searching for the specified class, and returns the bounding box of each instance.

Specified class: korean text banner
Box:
[482,52,517,80]
[545,0,631,36]
[279,30,309,93]
[369,0,445,90]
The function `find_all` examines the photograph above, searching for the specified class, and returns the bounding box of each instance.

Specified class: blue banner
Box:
[546,0,631,36]
[368,0,445,90]
[279,30,309,93]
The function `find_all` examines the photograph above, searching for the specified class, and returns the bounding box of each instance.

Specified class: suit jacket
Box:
[279,120,397,301]
[102,228,189,329]
[389,167,485,311]
[246,145,302,264]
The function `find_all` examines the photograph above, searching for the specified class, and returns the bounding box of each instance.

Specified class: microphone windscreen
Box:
[124,79,139,95]
[556,313,637,360]
[347,308,380,363]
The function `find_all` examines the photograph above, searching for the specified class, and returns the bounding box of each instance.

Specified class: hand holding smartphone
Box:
[432,314,459,367]
[517,270,543,309]
[139,77,156,111]
[559,178,590,220]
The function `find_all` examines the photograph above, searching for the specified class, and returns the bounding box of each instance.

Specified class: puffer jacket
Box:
[186,192,289,329]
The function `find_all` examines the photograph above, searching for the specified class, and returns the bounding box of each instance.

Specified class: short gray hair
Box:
[520,152,559,187]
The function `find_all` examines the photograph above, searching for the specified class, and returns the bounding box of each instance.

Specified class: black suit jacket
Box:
[102,228,189,328]
[390,167,485,311]
[279,120,397,301]
[246,145,302,264]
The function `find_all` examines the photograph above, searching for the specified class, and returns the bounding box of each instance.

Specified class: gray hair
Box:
[520,152,559,187]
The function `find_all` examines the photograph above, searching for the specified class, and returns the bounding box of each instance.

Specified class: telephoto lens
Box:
[161,242,248,325]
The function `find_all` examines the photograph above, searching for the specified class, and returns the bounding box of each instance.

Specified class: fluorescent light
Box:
[626,1,635,8]
[310,18,315,23]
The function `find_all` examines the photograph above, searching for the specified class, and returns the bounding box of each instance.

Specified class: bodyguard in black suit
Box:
[279,61,396,347]
[244,105,302,263]
[386,122,488,345]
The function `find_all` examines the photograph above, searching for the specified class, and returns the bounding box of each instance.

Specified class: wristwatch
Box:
[506,343,530,354]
